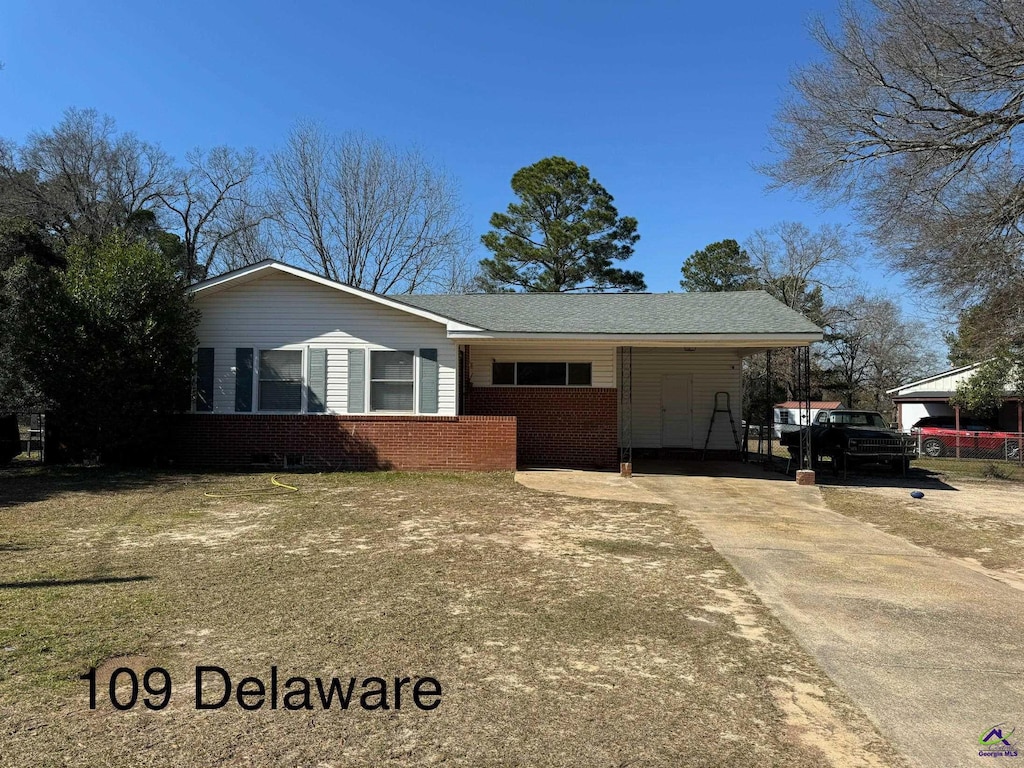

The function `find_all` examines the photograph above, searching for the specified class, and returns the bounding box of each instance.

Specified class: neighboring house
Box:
[887,362,1023,433]
[772,401,843,439]
[173,260,822,471]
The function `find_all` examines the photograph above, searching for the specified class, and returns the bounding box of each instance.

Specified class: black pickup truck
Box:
[779,409,917,474]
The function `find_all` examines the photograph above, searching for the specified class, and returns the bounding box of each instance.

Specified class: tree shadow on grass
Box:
[0,575,152,590]
[0,465,208,509]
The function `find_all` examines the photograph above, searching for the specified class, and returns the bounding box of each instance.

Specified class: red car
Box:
[914,425,1021,459]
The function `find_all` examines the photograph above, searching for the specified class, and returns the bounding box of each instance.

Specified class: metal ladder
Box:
[702,391,741,460]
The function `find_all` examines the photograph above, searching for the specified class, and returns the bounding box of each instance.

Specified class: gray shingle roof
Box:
[397,290,822,335]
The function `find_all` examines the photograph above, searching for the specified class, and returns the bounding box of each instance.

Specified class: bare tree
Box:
[1,108,173,243]
[821,294,939,410]
[159,146,271,282]
[745,221,856,320]
[741,222,858,403]
[766,0,1024,317]
[270,123,471,293]
[213,202,280,273]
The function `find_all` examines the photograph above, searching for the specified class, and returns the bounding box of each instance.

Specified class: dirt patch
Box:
[772,678,896,768]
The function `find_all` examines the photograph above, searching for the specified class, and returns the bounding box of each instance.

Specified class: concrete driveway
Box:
[633,468,1024,768]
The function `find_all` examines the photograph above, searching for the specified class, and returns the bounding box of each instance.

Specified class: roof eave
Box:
[885,360,988,394]
[446,331,823,346]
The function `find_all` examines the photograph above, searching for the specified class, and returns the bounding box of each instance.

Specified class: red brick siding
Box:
[169,414,516,471]
[466,387,618,469]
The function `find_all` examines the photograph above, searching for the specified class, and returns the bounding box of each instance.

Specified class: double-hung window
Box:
[259,349,303,411]
[370,350,415,411]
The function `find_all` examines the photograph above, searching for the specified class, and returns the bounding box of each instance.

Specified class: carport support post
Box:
[796,345,815,485]
[765,350,773,467]
[618,346,632,477]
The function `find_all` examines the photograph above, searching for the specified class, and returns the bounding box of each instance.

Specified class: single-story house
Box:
[888,362,1023,433]
[171,260,823,471]
[772,400,843,439]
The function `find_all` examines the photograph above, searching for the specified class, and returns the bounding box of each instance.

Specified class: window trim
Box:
[256,346,307,414]
[490,361,593,387]
[367,349,417,414]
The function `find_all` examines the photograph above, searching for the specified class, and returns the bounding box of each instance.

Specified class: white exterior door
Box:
[661,374,693,447]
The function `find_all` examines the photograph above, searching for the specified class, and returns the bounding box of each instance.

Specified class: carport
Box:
[616,343,818,475]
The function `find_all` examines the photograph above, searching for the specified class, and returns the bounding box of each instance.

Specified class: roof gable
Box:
[887,359,1020,396]
[886,362,985,395]
[189,261,480,331]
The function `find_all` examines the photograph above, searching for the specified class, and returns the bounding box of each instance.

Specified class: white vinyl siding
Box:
[895,365,1015,397]
[627,348,743,451]
[194,271,457,415]
[899,371,973,395]
[469,343,616,387]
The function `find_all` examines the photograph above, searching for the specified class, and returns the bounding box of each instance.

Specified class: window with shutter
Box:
[370,350,414,412]
[259,349,303,411]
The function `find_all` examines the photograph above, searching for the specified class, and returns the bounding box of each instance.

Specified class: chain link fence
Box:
[741,420,1024,475]
[743,422,791,469]
[913,429,1022,463]
[2,412,47,465]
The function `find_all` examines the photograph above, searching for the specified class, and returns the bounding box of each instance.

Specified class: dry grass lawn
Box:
[1,468,905,767]
[913,456,1024,482]
[822,477,1024,583]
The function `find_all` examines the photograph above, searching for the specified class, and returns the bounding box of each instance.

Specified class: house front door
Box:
[661,374,693,447]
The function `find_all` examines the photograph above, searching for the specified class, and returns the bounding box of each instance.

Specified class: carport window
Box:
[259,349,303,411]
[370,350,415,411]
[491,362,592,386]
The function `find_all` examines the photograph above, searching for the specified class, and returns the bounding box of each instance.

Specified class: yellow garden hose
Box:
[202,475,299,498]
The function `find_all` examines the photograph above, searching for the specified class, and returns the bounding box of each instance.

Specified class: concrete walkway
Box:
[635,471,1024,768]
[515,467,668,505]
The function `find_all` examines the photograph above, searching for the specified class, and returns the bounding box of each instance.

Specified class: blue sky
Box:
[0,0,913,303]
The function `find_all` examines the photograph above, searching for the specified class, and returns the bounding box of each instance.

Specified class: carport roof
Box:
[891,390,955,401]
[398,290,822,336]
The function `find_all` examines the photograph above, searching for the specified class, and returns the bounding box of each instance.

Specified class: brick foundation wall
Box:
[465,387,618,469]
[169,414,517,471]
